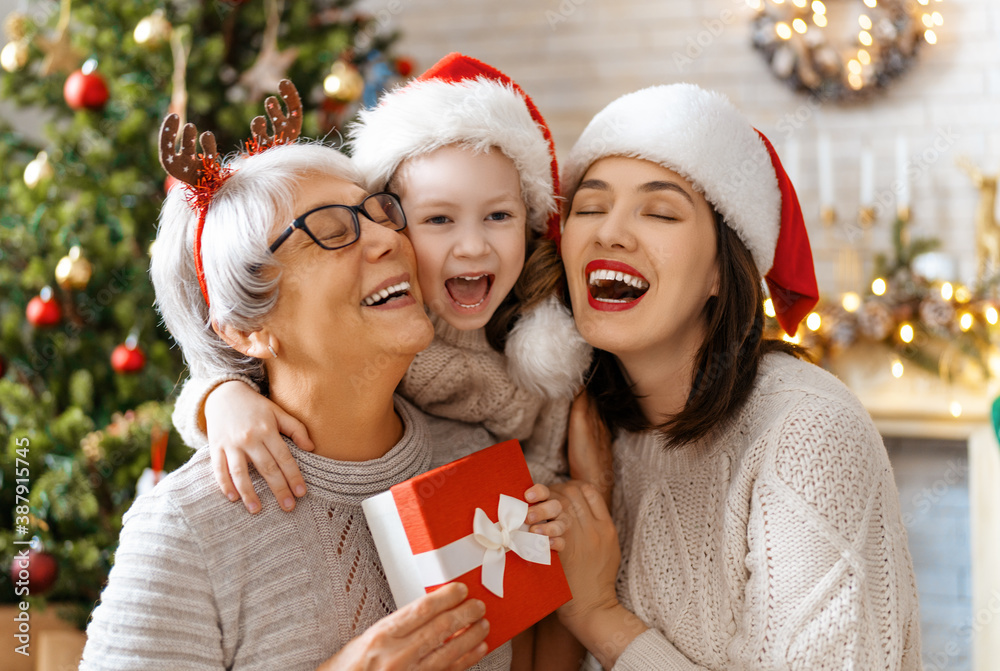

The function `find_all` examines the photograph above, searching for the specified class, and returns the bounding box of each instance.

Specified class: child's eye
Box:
[425,215,451,225]
[486,211,511,222]
[573,209,604,216]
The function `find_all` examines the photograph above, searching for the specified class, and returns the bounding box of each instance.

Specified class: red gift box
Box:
[363,439,572,652]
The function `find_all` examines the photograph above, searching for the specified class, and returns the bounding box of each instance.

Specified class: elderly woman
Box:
[550,84,922,670]
[79,101,561,668]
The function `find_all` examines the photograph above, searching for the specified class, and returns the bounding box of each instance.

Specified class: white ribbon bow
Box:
[471,494,551,597]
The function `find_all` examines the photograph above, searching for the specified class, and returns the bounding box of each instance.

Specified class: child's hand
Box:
[205,381,315,514]
[567,391,614,509]
[524,483,566,552]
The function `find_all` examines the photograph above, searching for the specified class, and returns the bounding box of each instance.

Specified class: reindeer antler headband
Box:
[158,79,303,308]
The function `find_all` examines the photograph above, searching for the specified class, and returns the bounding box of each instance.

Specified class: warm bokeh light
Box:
[891,359,904,378]
[864,0,877,6]
[859,15,872,30]
[793,0,807,7]
[859,30,873,46]
[872,278,887,295]
[950,401,962,418]
[806,312,822,331]
[848,59,862,74]
[848,73,864,89]
[959,312,973,331]
[925,29,938,44]
[932,11,943,25]
[842,292,861,312]
[986,306,999,325]
[941,282,953,300]
[922,13,934,27]
[793,18,808,33]
[954,285,972,303]
[858,49,871,64]
[776,22,793,39]
[783,332,801,344]
[899,323,914,343]
[813,13,828,27]
[764,298,776,318]
[812,0,826,13]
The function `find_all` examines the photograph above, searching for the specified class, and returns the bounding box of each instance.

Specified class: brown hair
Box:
[584,209,807,447]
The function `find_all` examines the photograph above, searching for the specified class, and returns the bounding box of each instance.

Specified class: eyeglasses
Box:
[268,192,406,254]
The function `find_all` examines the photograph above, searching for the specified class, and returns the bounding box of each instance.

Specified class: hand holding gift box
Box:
[363,440,571,652]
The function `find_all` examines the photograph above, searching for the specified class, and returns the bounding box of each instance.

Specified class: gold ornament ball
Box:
[55,246,92,290]
[3,12,28,41]
[133,10,172,48]
[23,151,54,188]
[0,40,27,72]
[324,60,364,103]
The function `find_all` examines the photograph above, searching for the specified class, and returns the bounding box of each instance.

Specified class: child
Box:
[171,54,593,512]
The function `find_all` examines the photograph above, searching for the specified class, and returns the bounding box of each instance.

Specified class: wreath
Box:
[750,0,943,102]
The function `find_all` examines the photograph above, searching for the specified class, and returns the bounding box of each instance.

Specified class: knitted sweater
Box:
[81,396,511,671]
[601,353,922,671]
[172,315,570,485]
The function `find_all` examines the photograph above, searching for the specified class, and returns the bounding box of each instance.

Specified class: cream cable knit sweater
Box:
[172,315,570,486]
[82,396,511,671]
[601,353,922,671]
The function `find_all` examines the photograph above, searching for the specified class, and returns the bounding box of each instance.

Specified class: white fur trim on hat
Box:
[505,295,593,400]
[561,84,781,274]
[348,77,557,235]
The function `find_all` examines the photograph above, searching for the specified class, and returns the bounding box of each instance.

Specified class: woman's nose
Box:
[593,206,635,250]
[360,217,402,261]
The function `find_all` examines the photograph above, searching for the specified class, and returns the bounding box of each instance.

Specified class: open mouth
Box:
[445,273,494,309]
[362,281,411,306]
[588,269,649,303]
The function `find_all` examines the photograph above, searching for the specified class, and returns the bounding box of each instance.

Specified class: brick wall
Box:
[364,0,1000,294]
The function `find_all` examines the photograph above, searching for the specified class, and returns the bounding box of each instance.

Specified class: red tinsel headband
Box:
[158,79,303,308]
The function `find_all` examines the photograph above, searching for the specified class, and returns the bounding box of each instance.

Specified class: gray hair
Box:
[150,142,361,383]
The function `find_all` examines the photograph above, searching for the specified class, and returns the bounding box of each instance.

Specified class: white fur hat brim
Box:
[561,84,781,273]
[348,77,557,235]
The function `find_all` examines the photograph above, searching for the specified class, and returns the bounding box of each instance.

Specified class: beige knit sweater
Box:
[172,315,570,486]
[81,396,511,671]
[599,353,922,671]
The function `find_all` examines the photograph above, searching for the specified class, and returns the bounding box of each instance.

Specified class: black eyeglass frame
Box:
[268,192,406,254]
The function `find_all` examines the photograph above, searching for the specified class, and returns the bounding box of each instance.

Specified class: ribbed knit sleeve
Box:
[609,354,922,671]
[80,491,225,670]
[171,373,259,448]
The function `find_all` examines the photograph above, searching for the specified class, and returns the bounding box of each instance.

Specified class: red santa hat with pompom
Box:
[348,53,590,399]
[561,84,819,336]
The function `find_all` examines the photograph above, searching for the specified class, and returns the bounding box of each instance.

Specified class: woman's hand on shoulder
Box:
[567,391,614,509]
[316,582,489,671]
[205,380,315,514]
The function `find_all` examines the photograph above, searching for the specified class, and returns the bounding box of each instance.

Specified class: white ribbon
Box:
[411,494,551,598]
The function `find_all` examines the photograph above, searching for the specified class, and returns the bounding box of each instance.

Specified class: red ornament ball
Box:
[395,57,414,78]
[10,549,60,595]
[26,288,61,327]
[64,69,109,110]
[111,341,146,373]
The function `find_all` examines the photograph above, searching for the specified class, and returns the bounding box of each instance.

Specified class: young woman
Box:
[550,84,922,670]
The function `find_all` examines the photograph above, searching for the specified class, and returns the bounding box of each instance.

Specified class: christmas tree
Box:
[0,0,411,628]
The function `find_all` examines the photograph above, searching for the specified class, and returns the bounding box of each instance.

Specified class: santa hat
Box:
[561,84,819,336]
[348,52,561,241]
[350,54,590,399]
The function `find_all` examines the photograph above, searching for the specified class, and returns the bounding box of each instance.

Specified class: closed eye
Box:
[573,210,605,216]
[647,214,678,221]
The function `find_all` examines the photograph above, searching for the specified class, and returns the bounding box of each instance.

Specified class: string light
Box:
[812,0,826,13]
[776,22,793,39]
[872,278,887,295]
[848,73,864,89]
[899,323,914,343]
[792,0,807,7]
[922,13,934,27]
[941,282,953,300]
[746,0,762,9]
[959,312,973,331]
[859,30,873,46]
[783,332,801,344]
[858,49,871,65]
[954,285,972,303]
[864,0,877,6]
[806,312,822,331]
[764,298,776,318]
[793,18,808,33]
[842,292,861,312]
[950,401,962,418]
[814,13,828,27]
[932,11,943,25]
[848,59,863,75]
[891,358,904,378]
[859,15,873,30]
[925,29,938,44]
[986,306,999,325]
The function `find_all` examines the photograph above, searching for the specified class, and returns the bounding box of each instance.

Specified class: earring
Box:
[267,345,278,359]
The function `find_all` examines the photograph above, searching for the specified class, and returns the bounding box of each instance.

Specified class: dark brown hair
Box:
[584,209,807,447]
